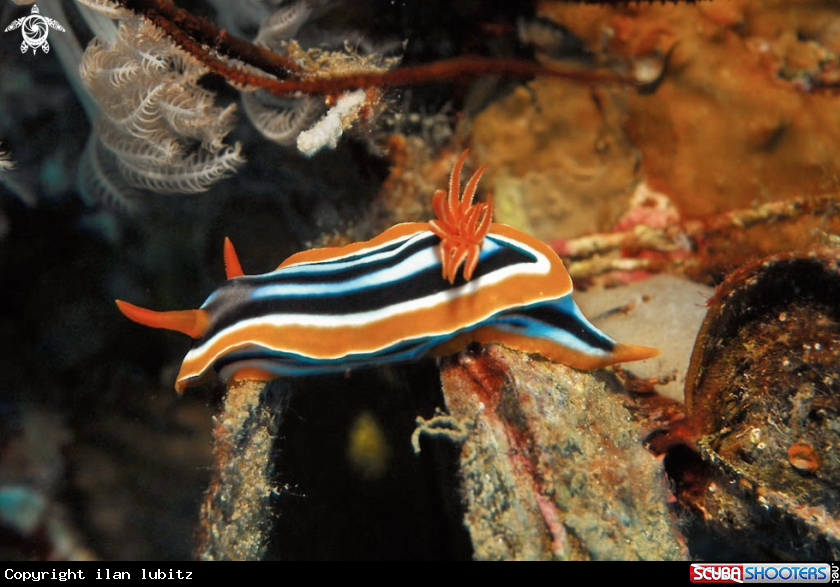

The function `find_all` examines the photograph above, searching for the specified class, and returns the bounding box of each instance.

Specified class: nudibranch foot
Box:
[461,330,660,371]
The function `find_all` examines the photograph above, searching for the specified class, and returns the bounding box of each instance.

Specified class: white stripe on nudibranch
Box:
[250,234,442,299]
[182,231,556,371]
[275,228,427,273]
[201,228,429,306]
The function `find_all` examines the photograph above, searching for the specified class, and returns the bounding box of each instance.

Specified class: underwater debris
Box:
[197,379,282,561]
[437,344,686,560]
[547,192,840,285]
[680,248,840,559]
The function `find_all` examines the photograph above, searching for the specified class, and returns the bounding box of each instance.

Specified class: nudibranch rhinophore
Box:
[117,150,659,392]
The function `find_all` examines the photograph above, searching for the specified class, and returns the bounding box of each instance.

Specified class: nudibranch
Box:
[117,150,659,392]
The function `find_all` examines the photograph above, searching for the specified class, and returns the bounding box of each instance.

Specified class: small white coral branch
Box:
[297,89,366,156]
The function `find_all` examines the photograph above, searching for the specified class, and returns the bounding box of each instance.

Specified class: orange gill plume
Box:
[429,150,494,284]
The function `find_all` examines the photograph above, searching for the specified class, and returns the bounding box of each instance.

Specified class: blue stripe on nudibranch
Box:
[203,234,539,330]
[116,150,659,392]
[487,297,617,356]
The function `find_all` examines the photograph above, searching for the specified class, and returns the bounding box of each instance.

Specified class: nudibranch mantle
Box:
[117,151,659,392]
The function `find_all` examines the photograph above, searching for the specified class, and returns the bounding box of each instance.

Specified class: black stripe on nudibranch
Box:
[195,232,541,345]
[518,303,615,352]
[488,297,616,353]
[251,233,439,286]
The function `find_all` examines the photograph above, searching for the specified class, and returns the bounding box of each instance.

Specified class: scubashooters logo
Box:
[692,565,744,584]
[4,4,65,55]
[691,563,834,584]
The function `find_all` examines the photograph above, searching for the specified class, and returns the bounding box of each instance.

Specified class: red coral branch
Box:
[120,0,635,96]
[123,0,302,75]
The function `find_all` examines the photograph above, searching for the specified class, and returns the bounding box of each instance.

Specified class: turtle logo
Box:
[4,4,65,55]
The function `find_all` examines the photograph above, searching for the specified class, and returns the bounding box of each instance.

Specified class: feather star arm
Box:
[429,150,494,284]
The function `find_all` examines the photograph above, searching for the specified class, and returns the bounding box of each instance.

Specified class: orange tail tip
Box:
[223,237,245,279]
[610,343,661,364]
[115,299,210,339]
